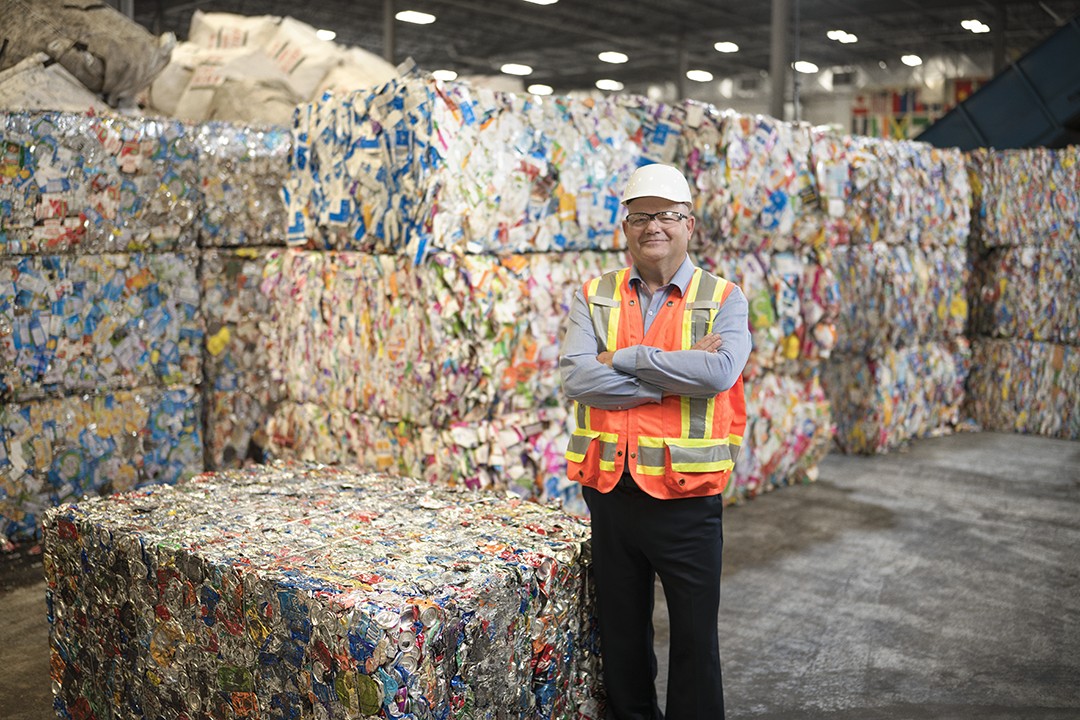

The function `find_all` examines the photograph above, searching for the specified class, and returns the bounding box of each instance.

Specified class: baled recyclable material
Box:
[967,147,1079,248]
[730,371,833,499]
[265,402,588,514]
[964,145,1079,441]
[964,338,1079,440]
[44,463,603,719]
[831,242,969,356]
[1,252,202,401]
[194,122,290,247]
[823,339,971,454]
[201,249,281,469]
[262,249,625,426]
[970,241,1080,345]
[809,132,970,250]
[0,386,201,541]
[695,248,839,372]
[1,112,200,254]
[685,110,824,254]
[285,72,688,257]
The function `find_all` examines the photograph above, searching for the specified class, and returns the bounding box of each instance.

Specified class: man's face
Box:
[623,196,695,271]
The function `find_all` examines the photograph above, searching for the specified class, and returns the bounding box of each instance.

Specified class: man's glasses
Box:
[624,211,689,228]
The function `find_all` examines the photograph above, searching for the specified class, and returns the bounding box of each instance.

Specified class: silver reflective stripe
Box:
[600,438,618,465]
[687,271,719,345]
[687,396,709,438]
[669,442,733,469]
[589,272,621,353]
[638,444,666,470]
[567,432,593,458]
[576,402,587,429]
[729,442,741,464]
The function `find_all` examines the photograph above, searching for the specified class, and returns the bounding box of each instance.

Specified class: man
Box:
[559,163,751,720]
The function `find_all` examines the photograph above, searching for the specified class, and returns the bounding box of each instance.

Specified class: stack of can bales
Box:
[1,113,204,541]
[964,147,1080,439]
[194,121,290,468]
[818,136,973,453]
[43,463,602,719]
[0,111,291,543]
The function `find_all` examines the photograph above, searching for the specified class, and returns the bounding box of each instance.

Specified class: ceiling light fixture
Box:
[316,29,337,42]
[827,29,857,43]
[598,51,629,64]
[686,69,714,82]
[522,0,558,4]
[432,69,458,81]
[901,54,923,67]
[395,10,436,24]
[793,60,819,74]
[713,41,739,53]
[595,78,624,91]
[528,84,554,95]
[961,19,990,33]
[500,63,533,76]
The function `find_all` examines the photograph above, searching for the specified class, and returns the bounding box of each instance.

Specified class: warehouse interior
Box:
[1,1,1078,719]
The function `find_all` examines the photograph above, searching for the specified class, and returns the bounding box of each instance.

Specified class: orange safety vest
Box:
[565,267,747,499]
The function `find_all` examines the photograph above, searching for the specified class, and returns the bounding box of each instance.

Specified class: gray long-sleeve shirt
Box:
[559,255,752,411]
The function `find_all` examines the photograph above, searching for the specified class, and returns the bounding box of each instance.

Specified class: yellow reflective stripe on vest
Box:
[703,275,727,433]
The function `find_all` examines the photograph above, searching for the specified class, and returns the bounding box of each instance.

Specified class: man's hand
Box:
[691,333,724,353]
[596,351,615,366]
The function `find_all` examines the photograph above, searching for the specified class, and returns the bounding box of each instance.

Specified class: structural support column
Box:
[993,2,1007,74]
[677,33,688,101]
[384,0,396,64]
[770,0,790,120]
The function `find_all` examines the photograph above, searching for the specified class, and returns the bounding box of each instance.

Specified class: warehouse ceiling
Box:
[131,0,1080,95]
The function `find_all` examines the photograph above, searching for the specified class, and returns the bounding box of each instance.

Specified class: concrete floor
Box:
[2,431,1078,719]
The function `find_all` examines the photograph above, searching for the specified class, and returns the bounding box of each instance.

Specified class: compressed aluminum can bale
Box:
[969,237,1080,346]
[201,248,281,469]
[43,463,603,719]
[822,339,972,455]
[194,122,291,248]
[967,147,1079,249]
[0,252,203,402]
[0,385,202,542]
[964,338,1080,441]
[830,242,969,356]
[0,112,199,254]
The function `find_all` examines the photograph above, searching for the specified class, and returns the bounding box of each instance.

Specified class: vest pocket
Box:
[667,438,735,473]
[566,429,620,480]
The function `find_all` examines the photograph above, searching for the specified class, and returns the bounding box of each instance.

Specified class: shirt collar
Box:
[629,255,695,296]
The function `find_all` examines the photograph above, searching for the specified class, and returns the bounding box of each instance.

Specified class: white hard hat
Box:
[621,163,693,205]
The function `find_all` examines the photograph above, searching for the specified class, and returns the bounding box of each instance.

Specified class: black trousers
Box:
[583,479,725,720]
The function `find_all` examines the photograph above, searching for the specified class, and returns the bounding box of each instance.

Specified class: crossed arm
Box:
[559,286,752,411]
